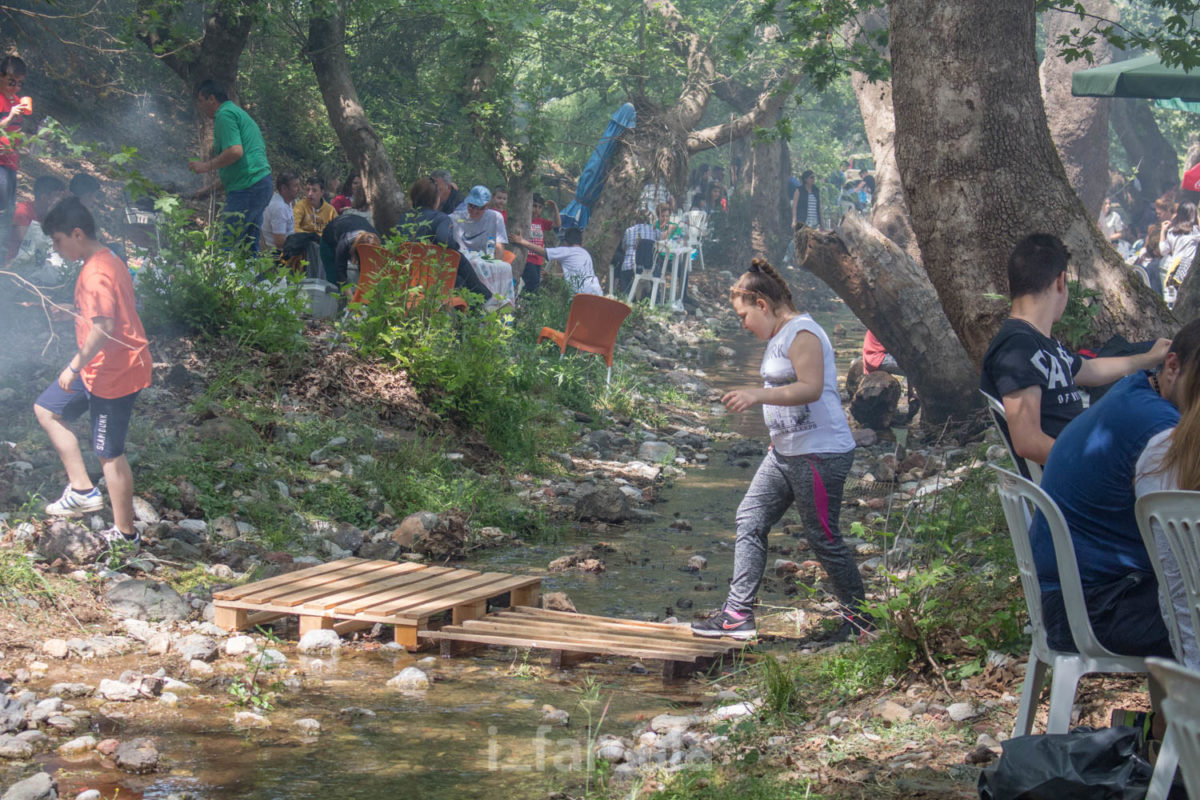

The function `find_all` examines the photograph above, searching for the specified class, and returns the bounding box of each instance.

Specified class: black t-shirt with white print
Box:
[980,318,1084,438]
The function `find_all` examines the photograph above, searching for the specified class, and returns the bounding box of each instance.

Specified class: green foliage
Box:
[0,549,56,605]
[136,206,307,353]
[1052,280,1102,351]
[227,626,285,712]
[815,635,916,701]
[759,654,801,717]
[649,769,821,800]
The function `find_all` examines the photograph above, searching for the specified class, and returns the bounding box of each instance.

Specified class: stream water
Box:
[13,303,866,799]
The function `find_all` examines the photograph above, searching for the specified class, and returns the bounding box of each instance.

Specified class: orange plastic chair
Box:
[537,294,632,385]
[352,241,467,310]
[499,248,516,265]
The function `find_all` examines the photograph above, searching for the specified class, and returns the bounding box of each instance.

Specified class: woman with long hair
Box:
[691,258,866,641]
[1160,201,1200,292]
[1135,317,1200,668]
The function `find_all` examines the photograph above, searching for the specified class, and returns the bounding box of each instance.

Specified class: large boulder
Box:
[850,371,902,430]
[0,771,56,800]
[104,580,190,621]
[574,485,631,523]
[37,521,105,564]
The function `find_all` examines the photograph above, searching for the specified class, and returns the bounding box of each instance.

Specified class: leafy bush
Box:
[136,200,307,353]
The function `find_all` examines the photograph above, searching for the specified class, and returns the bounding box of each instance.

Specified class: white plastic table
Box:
[662,244,695,312]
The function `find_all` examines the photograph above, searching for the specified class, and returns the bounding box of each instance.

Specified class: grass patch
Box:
[648,768,823,800]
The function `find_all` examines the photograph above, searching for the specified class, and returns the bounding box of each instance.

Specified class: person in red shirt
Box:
[522,194,558,294]
[7,175,65,264]
[1,56,31,265]
[33,198,151,546]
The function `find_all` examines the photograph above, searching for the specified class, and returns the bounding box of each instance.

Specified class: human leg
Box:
[241,175,273,255]
[521,259,542,294]
[776,450,866,617]
[100,455,134,534]
[724,451,796,613]
[1087,571,1174,658]
[34,378,94,493]
[88,389,140,535]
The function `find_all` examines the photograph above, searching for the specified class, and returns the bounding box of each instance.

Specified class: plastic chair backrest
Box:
[686,209,708,245]
[561,295,632,367]
[991,465,1117,659]
[634,239,657,272]
[1136,490,1200,664]
[1147,656,1200,799]
[981,390,1042,483]
[352,241,460,307]
[499,248,516,265]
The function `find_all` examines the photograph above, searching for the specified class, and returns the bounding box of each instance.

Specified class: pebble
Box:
[297,629,342,655]
[873,699,912,724]
[947,701,980,722]
[706,701,757,722]
[224,636,256,657]
[97,679,138,702]
[76,791,103,800]
[58,735,97,757]
[158,692,179,708]
[685,555,707,571]
[294,718,321,735]
[649,713,699,733]
[232,711,271,729]
[41,640,69,660]
[540,706,570,726]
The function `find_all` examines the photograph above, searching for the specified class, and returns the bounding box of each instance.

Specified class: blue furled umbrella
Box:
[560,102,636,230]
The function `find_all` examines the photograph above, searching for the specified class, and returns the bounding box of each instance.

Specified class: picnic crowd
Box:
[6,56,1200,788]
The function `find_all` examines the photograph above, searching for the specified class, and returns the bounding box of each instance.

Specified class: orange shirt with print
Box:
[74,249,152,399]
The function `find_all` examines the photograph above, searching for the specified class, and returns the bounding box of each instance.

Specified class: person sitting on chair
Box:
[980,233,1170,466]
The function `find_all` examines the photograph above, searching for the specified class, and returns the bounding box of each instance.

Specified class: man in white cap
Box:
[451,185,508,255]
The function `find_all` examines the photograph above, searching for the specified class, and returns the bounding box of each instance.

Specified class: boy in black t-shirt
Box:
[980,233,1170,467]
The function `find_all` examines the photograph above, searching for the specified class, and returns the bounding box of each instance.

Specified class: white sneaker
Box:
[99,526,141,548]
[45,485,105,516]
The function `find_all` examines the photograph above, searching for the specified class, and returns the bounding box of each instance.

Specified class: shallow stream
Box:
[14,303,866,799]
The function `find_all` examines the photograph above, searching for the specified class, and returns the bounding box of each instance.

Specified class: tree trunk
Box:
[1111,98,1181,203]
[851,72,920,261]
[1039,2,1115,222]
[306,10,405,233]
[889,0,1170,366]
[796,212,981,423]
[747,124,789,262]
[134,1,252,97]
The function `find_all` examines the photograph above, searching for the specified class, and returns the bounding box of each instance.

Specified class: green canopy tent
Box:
[1071,53,1200,102]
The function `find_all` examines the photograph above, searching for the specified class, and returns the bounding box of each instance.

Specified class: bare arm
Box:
[722,331,824,412]
[58,317,114,391]
[189,144,244,174]
[511,235,547,259]
[1075,338,1171,387]
[1002,386,1055,465]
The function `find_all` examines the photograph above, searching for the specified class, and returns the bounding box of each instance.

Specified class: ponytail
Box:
[730,257,797,312]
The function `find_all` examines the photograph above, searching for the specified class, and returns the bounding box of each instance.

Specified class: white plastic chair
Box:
[685,209,707,271]
[1145,657,1200,800]
[981,390,1043,483]
[1136,491,1200,668]
[991,466,1149,736]
[626,251,668,307]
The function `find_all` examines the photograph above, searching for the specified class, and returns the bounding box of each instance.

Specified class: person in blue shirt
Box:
[1032,318,1200,658]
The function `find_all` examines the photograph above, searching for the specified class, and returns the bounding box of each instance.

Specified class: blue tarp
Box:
[560,103,636,230]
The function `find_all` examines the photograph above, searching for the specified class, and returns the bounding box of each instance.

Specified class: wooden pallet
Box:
[211,557,541,650]
[418,606,749,679]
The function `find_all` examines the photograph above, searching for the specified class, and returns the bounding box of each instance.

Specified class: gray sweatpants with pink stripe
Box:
[725,449,863,615]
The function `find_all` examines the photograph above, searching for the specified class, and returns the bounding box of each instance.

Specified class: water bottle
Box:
[485,237,496,259]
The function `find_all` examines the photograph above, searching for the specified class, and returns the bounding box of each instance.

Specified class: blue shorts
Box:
[35,376,140,459]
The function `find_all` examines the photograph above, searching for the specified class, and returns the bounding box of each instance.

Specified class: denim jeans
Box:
[223,174,273,254]
[0,166,15,263]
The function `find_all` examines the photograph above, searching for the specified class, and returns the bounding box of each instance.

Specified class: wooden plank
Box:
[509,583,540,608]
[398,575,541,618]
[213,605,248,632]
[299,615,336,636]
[325,567,472,615]
[452,619,722,659]
[419,628,702,663]
[242,560,405,606]
[513,606,700,634]
[481,616,733,655]
[332,619,375,635]
[552,650,593,669]
[366,572,522,617]
[246,611,286,627]
[298,563,452,612]
[489,610,733,652]
[213,558,368,601]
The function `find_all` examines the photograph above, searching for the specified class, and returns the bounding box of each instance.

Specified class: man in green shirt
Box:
[188,79,272,253]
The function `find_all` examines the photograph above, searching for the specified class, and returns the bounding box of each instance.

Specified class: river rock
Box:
[258,649,287,668]
[41,640,68,660]
[574,485,631,523]
[541,592,576,613]
[850,371,902,430]
[685,555,707,571]
[97,680,138,702]
[177,519,207,535]
[48,684,92,699]
[76,790,102,800]
[852,427,878,448]
[873,699,912,724]
[104,581,189,621]
[224,636,256,657]
[595,734,628,762]
[390,511,440,550]
[58,735,97,757]
[294,718,321,735]
[30,698,63,722]
[0,772,55,800]
[37,521,105,564]
[540,706,570,726]
[207,516,237,540]
[707,702,757,722]
[637,441,677,463]
[232,712,270,729]
[175,635,218,663]
[0,736,34,759]
[386,667,429,691]
[298,629,342,654]
[650,714,699,733]
[130,496,160,525]
[947,702,980,722]
[113,738,158,773]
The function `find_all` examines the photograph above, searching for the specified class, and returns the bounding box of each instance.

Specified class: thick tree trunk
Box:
[306,10,405,233]
[584,135,647,279]
[889,0,1170,366]
[1111,98,1181,202]
[134,1,252,97]
[1039,2,1115,222]
[851,73,919,261]
[747,125,788,263]
[796,212,981,423]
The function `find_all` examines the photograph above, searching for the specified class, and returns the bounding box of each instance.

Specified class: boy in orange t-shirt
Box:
[33,197,151,545]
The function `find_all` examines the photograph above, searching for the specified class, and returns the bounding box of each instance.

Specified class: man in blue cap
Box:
[451,185,508,255]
